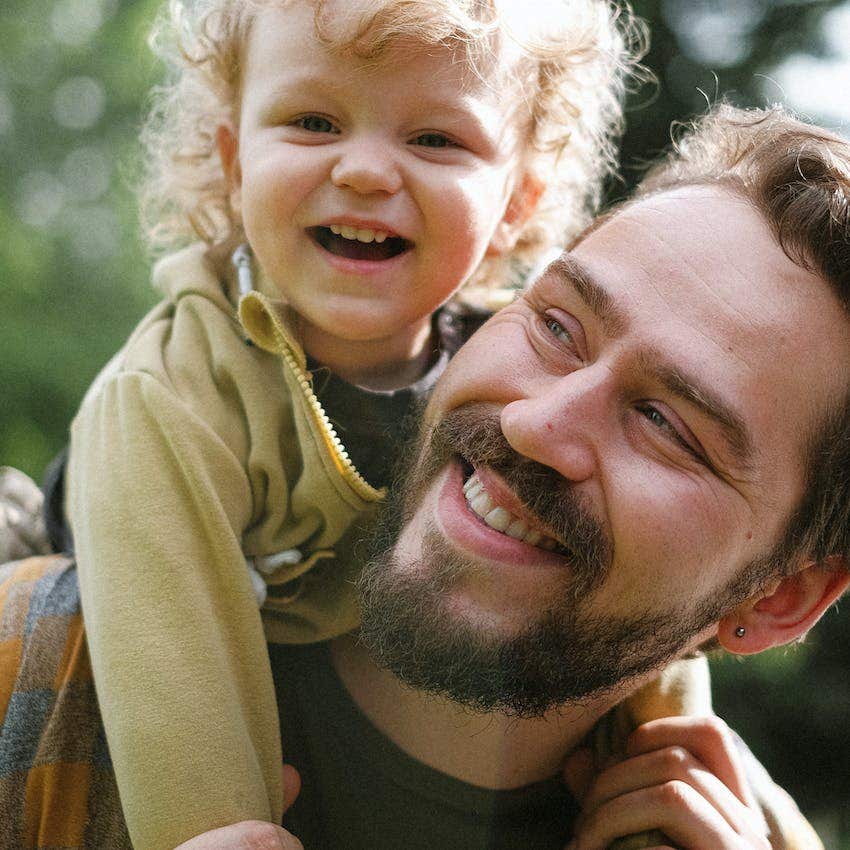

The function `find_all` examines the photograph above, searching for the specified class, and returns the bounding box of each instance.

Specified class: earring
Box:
[734,626,746,638]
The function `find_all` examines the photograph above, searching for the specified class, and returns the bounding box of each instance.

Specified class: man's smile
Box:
[462,463,566,553]
[434,459,575,571]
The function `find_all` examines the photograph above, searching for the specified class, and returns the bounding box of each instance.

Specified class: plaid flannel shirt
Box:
[0,555,131,849]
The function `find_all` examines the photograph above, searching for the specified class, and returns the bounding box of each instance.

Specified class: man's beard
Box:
[357,403,771,718]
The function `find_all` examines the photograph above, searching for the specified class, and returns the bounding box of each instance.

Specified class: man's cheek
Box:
[431,320,531,414]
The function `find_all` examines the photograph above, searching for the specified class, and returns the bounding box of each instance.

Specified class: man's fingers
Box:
[174,820,304,850]
[282,763,302,812]
[626,717,754,808]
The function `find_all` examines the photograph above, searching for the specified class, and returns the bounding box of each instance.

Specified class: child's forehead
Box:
[245,0,511,83]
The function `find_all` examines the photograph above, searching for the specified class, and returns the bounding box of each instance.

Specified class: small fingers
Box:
[581,745,763,837]
[573,781,742,850]
[626,717,754,808]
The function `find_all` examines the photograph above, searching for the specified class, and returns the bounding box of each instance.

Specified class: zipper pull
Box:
[232,243,255,297]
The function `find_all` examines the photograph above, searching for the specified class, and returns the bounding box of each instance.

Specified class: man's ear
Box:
[487,172,544,257]
[717,557,850,655]
[216,123,242,218]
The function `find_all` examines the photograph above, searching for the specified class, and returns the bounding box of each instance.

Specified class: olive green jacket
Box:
[66,245,384,850]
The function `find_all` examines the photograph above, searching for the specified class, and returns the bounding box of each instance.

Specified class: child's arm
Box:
[68,370,283,850]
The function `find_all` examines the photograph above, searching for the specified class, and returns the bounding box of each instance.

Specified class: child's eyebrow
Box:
[251,73,343,104]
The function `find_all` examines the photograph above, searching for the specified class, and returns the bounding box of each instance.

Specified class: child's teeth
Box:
[327,225,391,243]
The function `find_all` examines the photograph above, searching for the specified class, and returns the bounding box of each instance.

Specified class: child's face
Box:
[221,2,532,368]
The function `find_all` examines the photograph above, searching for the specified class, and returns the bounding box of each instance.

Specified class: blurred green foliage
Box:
[1,0,848,844]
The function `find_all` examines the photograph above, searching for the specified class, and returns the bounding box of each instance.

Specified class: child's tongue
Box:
[312,227,408,261]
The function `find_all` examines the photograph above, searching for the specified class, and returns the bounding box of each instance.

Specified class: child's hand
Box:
[173,764,303,850]
[563,717,771,850]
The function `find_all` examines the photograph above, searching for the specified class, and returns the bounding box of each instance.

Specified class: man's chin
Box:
[356,525,693,718]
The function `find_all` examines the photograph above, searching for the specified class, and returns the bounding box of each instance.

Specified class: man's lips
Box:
[466,463,567,551]
[435,460,572,569]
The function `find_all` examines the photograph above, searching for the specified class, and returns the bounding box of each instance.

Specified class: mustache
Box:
[421,403,612,590]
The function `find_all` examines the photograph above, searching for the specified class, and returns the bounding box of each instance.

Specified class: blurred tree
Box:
[0,0,161,481]
[615,0,849,197]
[0,0,848,844]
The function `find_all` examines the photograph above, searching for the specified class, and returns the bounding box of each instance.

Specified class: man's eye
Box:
[544,316,574,346]
[412,132,453,148]
[636,403,701,459]
[293,115,338,134]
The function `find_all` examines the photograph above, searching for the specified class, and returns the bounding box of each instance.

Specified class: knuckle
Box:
[655,778,692,808]
[701,715,732,744]
[659,745,690,772]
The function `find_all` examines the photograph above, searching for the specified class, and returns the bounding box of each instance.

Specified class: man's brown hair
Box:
[639,104,850,573]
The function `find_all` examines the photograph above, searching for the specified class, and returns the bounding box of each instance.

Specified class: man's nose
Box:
[500,365,615,484]
[330,136,402,195]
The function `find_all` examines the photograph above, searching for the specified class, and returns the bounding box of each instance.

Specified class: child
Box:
[61,0,640,848]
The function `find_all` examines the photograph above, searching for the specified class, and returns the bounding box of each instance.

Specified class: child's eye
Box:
[411,132,454,148]
[293,115,338,134]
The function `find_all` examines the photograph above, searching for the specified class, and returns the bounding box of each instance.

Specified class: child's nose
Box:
[331,138,402,195]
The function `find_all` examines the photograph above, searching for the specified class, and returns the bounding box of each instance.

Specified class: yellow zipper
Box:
[270,324,386,504]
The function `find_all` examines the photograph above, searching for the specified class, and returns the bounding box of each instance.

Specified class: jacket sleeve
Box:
[67,370,284,850]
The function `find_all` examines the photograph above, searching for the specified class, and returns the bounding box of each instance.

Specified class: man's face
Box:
[358,186,850,716]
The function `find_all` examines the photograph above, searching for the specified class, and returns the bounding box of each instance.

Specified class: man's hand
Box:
[564,717,772,850]
[174,764,303,850]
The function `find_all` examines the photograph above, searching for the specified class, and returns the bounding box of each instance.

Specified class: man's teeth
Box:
[328,224,389,243]
[463,472,560,552]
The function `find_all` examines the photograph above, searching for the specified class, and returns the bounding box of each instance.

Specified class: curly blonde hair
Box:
[140,0,646,287]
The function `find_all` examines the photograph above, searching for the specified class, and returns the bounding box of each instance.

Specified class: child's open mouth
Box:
[308,225,411,262]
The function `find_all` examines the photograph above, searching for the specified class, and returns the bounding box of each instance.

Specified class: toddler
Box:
[60,0,643,848]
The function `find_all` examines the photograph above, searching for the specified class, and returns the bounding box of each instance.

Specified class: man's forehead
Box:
[571,185,834,341]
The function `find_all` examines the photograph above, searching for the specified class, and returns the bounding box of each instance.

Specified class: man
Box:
[2,104,847,849]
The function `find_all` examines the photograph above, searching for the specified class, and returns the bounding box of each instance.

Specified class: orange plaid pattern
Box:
[0,555,131,849]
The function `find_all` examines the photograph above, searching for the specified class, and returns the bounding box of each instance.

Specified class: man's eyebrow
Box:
[638,351,756,473]
[548,254,629,337]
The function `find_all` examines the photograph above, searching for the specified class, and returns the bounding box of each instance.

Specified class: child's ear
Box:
[217,123,242,216]
[487,173,544,257]
[717,557,849,655]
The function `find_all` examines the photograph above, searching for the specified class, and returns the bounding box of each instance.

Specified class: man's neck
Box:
[330,633,619,790]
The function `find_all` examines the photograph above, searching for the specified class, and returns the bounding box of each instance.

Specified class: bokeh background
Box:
[2,0,849,844]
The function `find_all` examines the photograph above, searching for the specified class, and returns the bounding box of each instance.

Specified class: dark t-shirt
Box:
[270,641,580,850]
